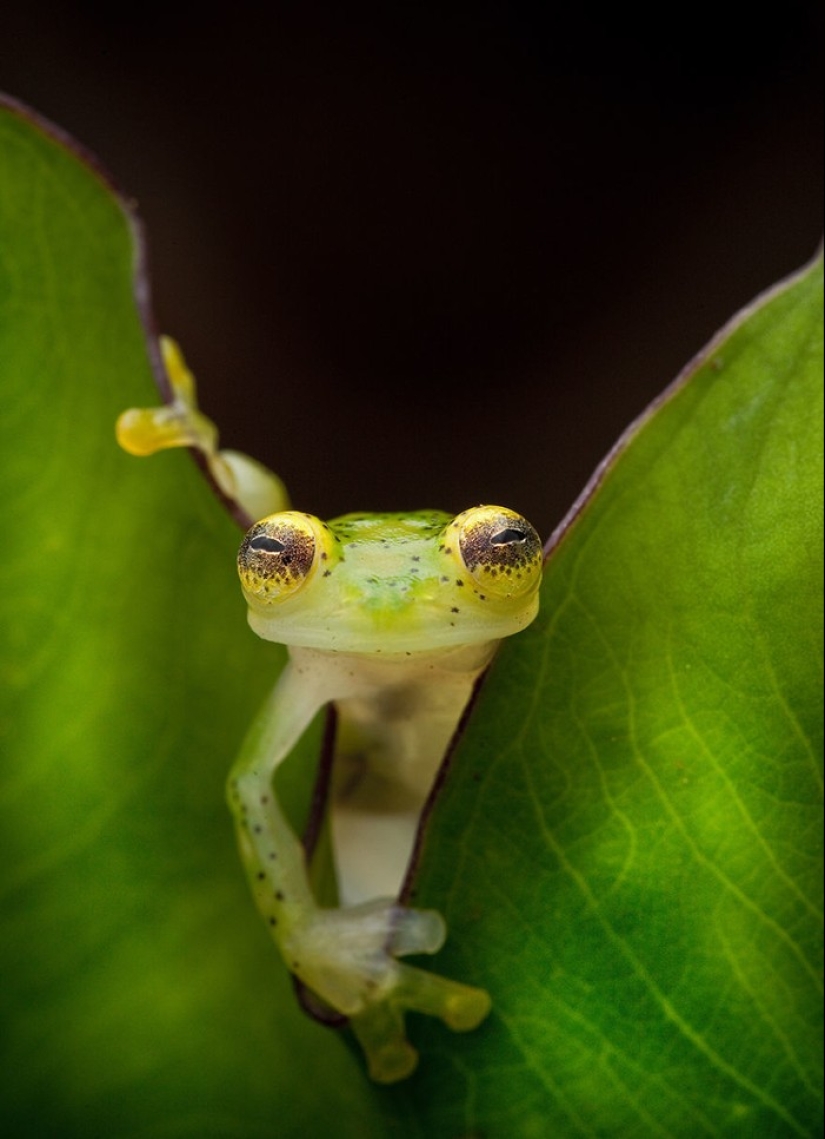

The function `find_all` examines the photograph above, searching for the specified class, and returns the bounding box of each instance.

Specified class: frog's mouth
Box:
[245,586,540,654]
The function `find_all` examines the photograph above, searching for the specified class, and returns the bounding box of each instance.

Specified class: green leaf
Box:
[1,94,821,1139]
[399,254,824,1136]
[0,99,382,1138]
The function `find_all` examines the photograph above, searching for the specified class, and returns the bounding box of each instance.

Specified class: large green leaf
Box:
[399,253,824,1136]
[0,98,381,1137]
[1,96,821,1139]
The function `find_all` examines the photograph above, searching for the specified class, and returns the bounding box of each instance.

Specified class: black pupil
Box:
[491,527,525,545]
[250,534,287,553]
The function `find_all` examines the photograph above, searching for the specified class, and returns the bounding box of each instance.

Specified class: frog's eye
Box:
[454,506,543,599]
[238,512,323,604]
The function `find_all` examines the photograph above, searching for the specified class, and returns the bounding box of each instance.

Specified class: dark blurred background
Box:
[1,2,822,534]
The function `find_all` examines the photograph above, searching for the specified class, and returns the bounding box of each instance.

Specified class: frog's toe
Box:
[387,904,446,956]
[350,1000,419,1083]
[393,961,492,1030]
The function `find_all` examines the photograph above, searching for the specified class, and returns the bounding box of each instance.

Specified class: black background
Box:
[2,3,822,534]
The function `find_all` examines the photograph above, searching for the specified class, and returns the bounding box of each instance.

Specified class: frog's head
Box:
[237,506,543,654]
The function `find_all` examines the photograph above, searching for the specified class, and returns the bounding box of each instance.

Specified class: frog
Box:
[116,338,543,1082]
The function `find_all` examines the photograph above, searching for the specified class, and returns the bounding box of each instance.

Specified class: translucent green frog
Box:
[117,340,543,1081]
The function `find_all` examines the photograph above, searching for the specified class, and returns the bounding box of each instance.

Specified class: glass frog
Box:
[116,339,543,1082]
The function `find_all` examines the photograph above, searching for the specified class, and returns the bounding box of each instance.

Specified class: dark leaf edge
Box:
[543,245,825,564]
[0,90,255,529]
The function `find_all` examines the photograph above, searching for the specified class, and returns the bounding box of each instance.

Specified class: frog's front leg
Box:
[228,654,491,1083]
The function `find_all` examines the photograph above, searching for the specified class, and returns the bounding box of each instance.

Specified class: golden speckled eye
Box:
[238,512,321,604]
[455,506,543,598]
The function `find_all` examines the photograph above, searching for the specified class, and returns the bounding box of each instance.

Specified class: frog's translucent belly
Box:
[332,807,422,904]
[328,662,483,905]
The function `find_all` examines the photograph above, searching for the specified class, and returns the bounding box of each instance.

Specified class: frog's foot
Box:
[116,336,288,519]
[285,898,491,1083]
[116,337,219,457]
